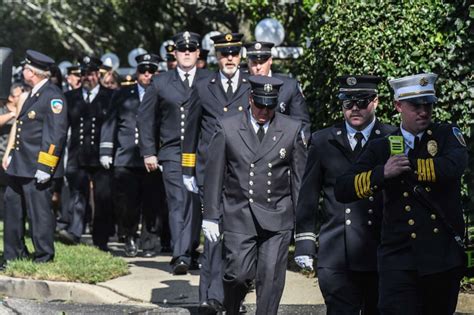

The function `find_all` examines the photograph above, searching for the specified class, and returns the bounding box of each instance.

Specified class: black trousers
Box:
[378,267,463,315]
[66,167,114,247]
[318,268,379,315]
[161,160,200,264]
[114,167,169,250]
[4,176,55,262]
[222,228,292,315]
[199,236,224,304]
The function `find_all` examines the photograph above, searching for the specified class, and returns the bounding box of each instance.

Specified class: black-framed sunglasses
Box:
[220,51,240,57]
[176,46,197,53]
[137,65,158,74]
[341,95,376,110]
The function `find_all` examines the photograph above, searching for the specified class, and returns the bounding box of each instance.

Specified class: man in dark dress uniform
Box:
[245,41,310,140]
[100,53,169,257]
[294,75,396,314]
[58,56,114,251]
[335,73,467,315]
[203,76,306,315]
[137,31,211,274]
[3,50,68,266]
[181,32,251,314]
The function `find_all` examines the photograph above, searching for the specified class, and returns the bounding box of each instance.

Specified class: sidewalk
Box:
[0,239,474,314]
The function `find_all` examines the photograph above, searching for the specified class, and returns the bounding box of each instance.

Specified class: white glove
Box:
[294,255,314,271]
[144,155,158,172]
[34,170,51,184]
[202,219,220,243]
[100,156,113,169]
[158,163,163,172]
[183,175,198,193]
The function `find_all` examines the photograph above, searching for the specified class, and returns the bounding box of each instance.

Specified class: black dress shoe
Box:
[124,236,138,257]
[189,258,201,270]
[239,303,247,313]
[172,260,189,275]
[57,229,79,245]
[142,250,156,258]
[208,299,225,314]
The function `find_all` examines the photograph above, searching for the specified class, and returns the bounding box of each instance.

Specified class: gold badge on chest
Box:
[28,111,36,119]
[427,140,438,156]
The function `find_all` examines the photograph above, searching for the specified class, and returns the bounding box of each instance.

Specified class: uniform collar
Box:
[31,78,48,96]
[400,124,424,150]
[345,117,376,142]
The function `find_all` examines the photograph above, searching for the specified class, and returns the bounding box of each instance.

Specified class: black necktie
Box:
[409,136,420,157]
[86,91,91,104]
[257,124,265,142]
[226,79,233,100]
[183,73,190,90]
[353,132,364,155]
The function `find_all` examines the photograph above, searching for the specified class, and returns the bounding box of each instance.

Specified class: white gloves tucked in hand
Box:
[202,219,220,242]
[100,156,113,169]
[34,170,51,184]
[183,175,199,193]
[294,255,314,271]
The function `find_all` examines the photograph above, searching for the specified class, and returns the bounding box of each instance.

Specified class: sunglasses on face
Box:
[341,96,376,110]
[220,51,240,57]
[137,65,158,74]
[176,46,197,53]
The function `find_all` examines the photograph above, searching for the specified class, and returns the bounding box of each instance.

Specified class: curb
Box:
[457,293,474,314]
[0,275,152,306]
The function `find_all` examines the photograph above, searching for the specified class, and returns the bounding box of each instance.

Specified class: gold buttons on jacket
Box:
[405,205,411,212]
[238,106,243,111]
[403,192,409,197]
[408,219,415,226]
[431,214,436,220]
[411,233,417,239]
[223,107,228,112]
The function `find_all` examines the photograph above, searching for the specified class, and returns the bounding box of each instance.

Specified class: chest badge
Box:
[279,148,286,159]
[427,140,438,156]
[28,111,36,119]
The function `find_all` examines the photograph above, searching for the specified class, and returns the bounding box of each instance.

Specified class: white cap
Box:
[389,73,438,104]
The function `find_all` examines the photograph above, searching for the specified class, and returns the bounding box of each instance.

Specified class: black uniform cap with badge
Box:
[337,75,382,110]
[244,41,274,61]
[66,64,81,77]
[80,56,102,75]
[211,33,244,56]
[249,75,284,109]
[22,49,55,72]
[173,31,201,53]
[136,53,161,74]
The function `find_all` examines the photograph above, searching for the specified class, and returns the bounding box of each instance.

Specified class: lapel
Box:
[237,111,258,155]
[19,81,49,117]
[328,123,354,162]
[170,69,188,97]
[228,71,249,104]
[208,72,228,106]
[253,113,284,163]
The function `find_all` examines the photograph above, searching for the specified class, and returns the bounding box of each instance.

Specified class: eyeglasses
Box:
[176,46,197,53]
[341,96,376,110]
[137,65,158,74]
[220,51,240,57]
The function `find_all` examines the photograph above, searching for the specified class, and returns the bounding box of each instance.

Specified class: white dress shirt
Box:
[82,84,100,103]
[219,70,240,93]
[137,83,146,102]
[400,124,424,155]
[31,79,48,96]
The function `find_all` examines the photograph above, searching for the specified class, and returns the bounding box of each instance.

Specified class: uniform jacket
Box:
[7,81,68,178]
[204,111,307,235]
[66,85,114,170]
[273,73,311,140]
[100,84,143,168]
[335,123,467,275]
[137,68,211,162]
[295,120,396,271]
[181,70,251,182]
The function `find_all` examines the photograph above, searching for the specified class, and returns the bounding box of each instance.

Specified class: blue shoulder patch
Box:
[452,127,466,147]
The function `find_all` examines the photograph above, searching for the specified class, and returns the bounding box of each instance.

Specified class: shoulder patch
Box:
[452,127,466,147]
[50,99,64,114]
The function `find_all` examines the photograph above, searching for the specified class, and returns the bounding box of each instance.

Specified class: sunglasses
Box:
[176,46,197,53]
[341,96,376,110]
[220,51,240,57]
[137,65,158,74]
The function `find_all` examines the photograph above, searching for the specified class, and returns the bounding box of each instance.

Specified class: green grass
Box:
[0,222,129,284]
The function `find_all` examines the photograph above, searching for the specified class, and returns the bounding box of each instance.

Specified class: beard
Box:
[221,64,238,77]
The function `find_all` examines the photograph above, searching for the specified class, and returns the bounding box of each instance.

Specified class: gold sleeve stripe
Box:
[364,170,373,197]
[354,174,362,199]
[426,158,432,182]
[360,171,368,197]
[48,144,55,155]
[417,159,423,181]
[357,173,365,199]
[428,158,436,182]
[38,151,59,168]
[182,153,196,167]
